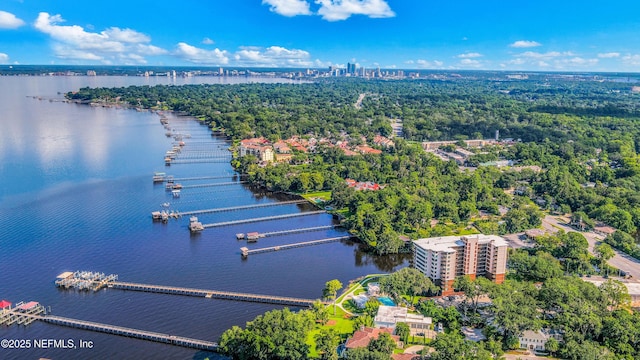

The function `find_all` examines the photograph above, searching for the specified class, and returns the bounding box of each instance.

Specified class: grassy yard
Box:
[302,191,332,203]
[307,312,355,358]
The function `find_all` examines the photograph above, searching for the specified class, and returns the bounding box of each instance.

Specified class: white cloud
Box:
[509,40,542,48]
[316,0,395,21]
[457,52,482,58]
[102,27,150,43]
[202,37,215,45]
[0,52,9,63]
[553,57,598,69]
[174,42,229,64]
[519,51,574,59]
[622,54,640,66]
[262,0,312,17]
[34,12,166,64]
[234,45,312,67]
[410,59,444,69]
[598,52,620,58]
[0,10,24,29]
[460,58,481,67]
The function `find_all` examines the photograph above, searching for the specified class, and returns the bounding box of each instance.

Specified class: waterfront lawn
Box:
[302,191,332,203]
[307,312,354,358]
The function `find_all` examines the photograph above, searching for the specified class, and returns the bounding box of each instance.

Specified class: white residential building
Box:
[413,234,508,295]
[374,305,432,336]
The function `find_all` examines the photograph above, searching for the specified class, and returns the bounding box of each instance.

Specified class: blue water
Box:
[0,76,409,359]
[378,297,396,306]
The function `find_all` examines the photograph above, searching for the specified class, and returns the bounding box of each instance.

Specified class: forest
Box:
[67,75,640,256]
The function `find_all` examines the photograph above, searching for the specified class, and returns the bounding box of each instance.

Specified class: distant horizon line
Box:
[1,64,639,76]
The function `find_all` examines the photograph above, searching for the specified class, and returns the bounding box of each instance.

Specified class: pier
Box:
[109,282,317,307]
[180,181,248,189]
[158,174,244,182]
[55,272,319,307]
[236,225,341,240]
[201,210,327,229]
[178,200,308,216]
[257,225,341,238]
[4,311,217,351]
[241,235,353,256]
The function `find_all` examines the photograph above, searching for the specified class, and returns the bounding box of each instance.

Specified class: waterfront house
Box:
[374,306,433,336]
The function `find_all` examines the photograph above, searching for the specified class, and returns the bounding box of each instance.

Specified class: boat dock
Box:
[240,235,353,257]
[55,271,118,291]
[257,225,341,238]
[202,210,327,229]
[236,225,341,240]
[54,272,319,307]
[2,310,217,351]
[178,200,308,216]
[0,300,46,326]
[180,181,247,189]
[157,174,243,182]
[108,282,317,307]
[41,315,218,351]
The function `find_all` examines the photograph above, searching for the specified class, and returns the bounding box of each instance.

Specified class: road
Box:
[539,215,640,279]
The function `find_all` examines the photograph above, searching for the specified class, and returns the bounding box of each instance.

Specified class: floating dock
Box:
[241,235,353,257]
[201,210,327,229]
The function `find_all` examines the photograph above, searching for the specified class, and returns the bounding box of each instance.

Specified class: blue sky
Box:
[1,0,639,71]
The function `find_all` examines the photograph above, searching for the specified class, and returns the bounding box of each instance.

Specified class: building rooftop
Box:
[0,300,12,309]
[374,305,432,326]
[413,234,508,252]
[345,327,399,349]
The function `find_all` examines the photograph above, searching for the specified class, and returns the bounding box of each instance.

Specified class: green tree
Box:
[367,332,397,354]
[594,243,615,275]
[315,328,340,360]
[394,322,410,343]
[324,279,343,315]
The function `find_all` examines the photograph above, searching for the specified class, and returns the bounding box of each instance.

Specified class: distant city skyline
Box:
[1,0,639,72]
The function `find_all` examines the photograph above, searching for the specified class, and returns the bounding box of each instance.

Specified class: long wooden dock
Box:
[166,175,244,182]
[241,236,352,256]
[109,282,317,307]
[202,210,327,228]
[16,313,218,351]
[180,181,247,189]
[168,158,231,165]
[179,200,308,216]
[258,225,340,238]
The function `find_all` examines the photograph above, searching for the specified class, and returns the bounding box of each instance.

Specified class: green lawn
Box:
[302,191,332,202]
[307,312,355,358]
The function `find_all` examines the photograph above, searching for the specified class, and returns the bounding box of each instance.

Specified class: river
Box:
[0,75,408,360]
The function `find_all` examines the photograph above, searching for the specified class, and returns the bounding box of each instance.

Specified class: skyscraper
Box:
[347,62,356,75]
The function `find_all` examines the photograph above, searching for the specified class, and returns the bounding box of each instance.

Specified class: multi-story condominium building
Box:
[413,234,508,295]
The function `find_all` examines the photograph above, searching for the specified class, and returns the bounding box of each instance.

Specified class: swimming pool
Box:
[378,296,396,306]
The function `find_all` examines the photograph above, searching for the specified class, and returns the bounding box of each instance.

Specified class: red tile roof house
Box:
[344,327,402,352]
